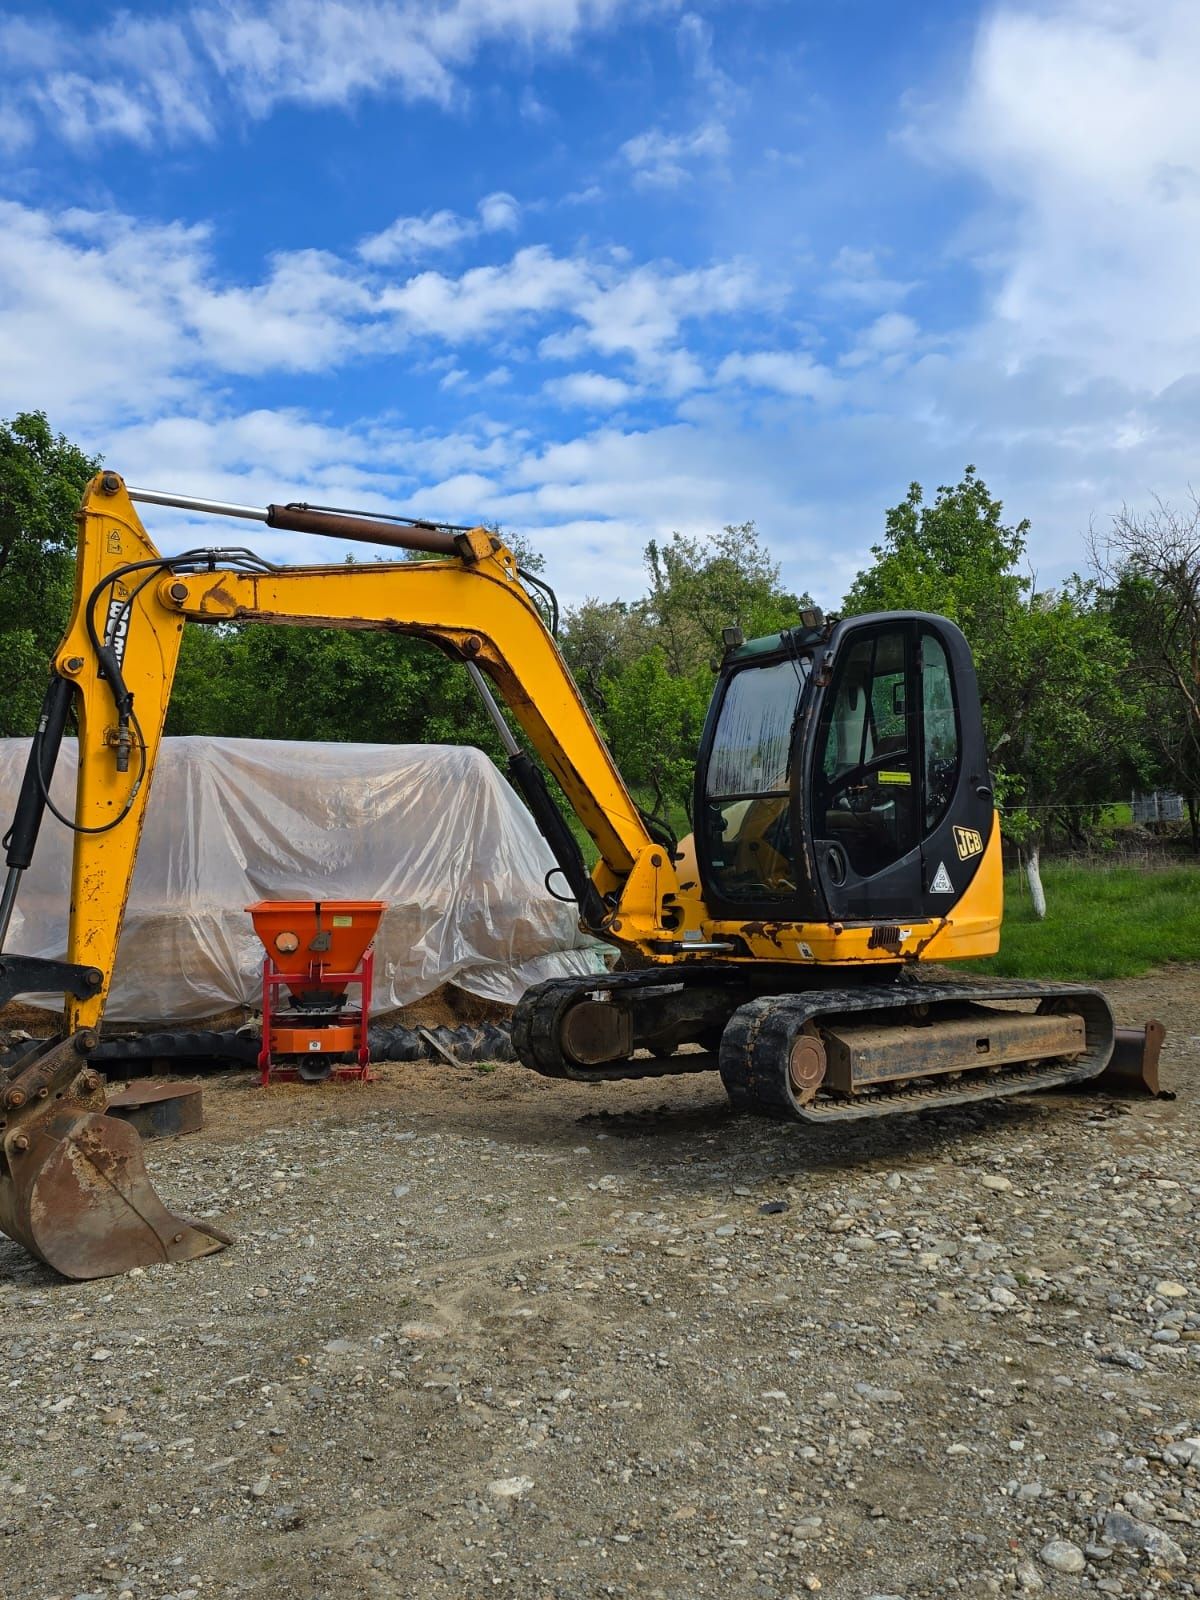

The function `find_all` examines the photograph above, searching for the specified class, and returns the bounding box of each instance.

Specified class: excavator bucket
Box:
[0,1033,228,1280]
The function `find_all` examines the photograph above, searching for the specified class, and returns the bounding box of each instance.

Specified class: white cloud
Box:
[823,246,915,310]
[186,249,375,373]
[716,349,835,399]
[519,85,551,123]
[2,15,215,149]
[379,245,589,338]
[478,191,521,233]
[545,371,638,408]
[0,202,378,432]
[0,14,69,70]
[361,210,477,264]
[0,0,646,149]
[0,203,209,424]
[675,11,735,106]
[620,120,729,189]
[0,102,33,152]
[570,260,765,388]
[919,0,1200,394]
[0,199,766,436]
[378,247,766,391]
[839,311,920,369]
[359,191,521,265]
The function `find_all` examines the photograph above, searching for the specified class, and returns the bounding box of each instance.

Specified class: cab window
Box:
[921,631,959,831]
[813,629,918,878]
[702,658,808,901]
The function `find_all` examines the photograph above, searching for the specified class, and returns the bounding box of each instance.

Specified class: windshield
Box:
[702,656,810,901]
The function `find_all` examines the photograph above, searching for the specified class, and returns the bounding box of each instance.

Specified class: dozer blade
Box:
[1031,1002,1168,1098]
[0,1032,229,1281]
[1089,1020,1168,1097]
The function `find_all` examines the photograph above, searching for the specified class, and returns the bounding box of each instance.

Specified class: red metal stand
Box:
[257,947,376,1087]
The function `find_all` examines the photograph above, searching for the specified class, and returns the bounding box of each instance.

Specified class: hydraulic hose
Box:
[0,675,74,949]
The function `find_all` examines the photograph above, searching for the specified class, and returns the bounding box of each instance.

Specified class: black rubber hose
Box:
[4,675,74,869]
[504,751,607,929]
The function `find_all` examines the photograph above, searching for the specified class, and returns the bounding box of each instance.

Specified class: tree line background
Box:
[3,411,1199,879]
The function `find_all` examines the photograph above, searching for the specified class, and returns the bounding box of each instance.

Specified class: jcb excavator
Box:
[0,473,1160,1279]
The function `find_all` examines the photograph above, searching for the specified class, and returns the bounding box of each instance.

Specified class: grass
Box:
[968,863,1200,980]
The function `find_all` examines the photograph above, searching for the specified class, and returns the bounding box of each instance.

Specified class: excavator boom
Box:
[0,470,690,1279]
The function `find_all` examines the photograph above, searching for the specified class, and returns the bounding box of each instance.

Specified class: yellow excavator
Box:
[0,473,1161,1279]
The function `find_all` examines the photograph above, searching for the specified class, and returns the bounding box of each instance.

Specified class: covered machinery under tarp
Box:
[0,736,605,1022]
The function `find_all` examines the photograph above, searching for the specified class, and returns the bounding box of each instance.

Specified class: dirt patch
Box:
[0,967,1196,1599]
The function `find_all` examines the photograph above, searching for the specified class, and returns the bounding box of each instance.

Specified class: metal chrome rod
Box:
[127,486,462,556]
[127,488,267,521]
[466,662,520,758]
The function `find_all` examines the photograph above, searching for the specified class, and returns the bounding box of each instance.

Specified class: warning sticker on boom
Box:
[930,861,954,894]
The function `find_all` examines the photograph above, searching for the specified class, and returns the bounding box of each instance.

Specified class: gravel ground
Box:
[1,967,1197,1600]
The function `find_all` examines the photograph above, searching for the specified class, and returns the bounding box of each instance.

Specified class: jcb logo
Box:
[953,825,984,861]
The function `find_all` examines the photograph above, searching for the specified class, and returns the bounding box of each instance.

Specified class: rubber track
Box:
[511,963,770,1083]
[719,980,1115,1122]
[0,1022,517,1076]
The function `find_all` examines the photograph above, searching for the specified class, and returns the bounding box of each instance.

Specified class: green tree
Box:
[843,467,1027,667]
[559,597,654,712]
[1092,498,1200,850]
[989,585,1139,907]
[600,649,712,822]
[560,521,809,822]
[167,534,545,754]
[645,521,809,676]
[844,468,1137,914]
[0,412,100,734]
[168,623,503,755]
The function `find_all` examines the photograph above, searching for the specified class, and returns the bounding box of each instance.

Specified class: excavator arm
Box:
[0,470,698,1279]
[43,472,689,1033]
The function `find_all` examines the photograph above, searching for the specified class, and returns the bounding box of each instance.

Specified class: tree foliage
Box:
[600,650,711,822]
[843,468,1137,851]
[0,412,100,735]
[645,522,808,677]
[560,521,807,821]
[844,467,1027,672]
[168,621,503,757]
[0,412,1172,875]
[1092,497,1200,848]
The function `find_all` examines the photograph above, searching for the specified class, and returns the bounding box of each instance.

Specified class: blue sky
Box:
[1,0,1196,609]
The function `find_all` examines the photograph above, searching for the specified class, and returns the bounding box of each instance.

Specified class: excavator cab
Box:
[697,612,995,923]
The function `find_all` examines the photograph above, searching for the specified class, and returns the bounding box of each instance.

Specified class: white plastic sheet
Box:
[0,737,605,1021]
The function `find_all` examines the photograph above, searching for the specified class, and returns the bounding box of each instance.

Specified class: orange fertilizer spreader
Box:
[246,900,385,1085]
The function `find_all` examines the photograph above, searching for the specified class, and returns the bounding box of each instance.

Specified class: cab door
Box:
[806,615,993,923]
[808,622,922,919]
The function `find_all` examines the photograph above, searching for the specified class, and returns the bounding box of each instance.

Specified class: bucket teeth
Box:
[0,1032,231,1280]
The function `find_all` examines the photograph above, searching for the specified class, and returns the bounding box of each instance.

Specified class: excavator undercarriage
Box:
[512,964,1130,1117]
